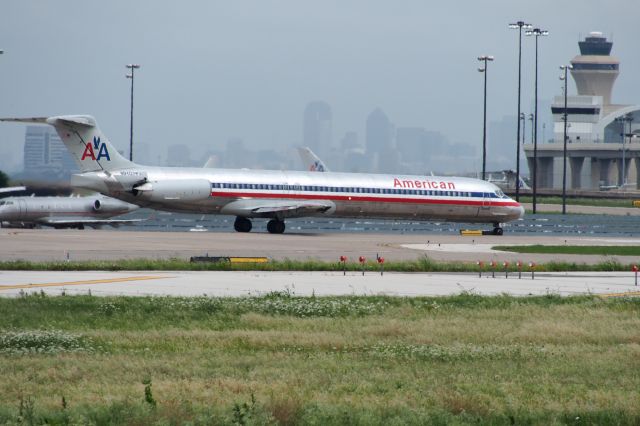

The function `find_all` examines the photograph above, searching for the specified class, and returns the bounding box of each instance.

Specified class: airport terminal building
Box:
[524,32,640,190]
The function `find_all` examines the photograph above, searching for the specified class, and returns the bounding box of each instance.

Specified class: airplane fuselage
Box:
[73,166,524,225]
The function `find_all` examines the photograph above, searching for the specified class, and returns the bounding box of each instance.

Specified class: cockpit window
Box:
[495,189,507,199]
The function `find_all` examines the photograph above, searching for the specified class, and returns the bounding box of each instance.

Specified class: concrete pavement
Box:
[2,228,640,264]
[1,270,639,298]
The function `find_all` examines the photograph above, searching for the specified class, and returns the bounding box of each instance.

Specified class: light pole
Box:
[126,64,141,161]
[478,55,494,181]
[616,114,633,189]
[560,65,572,214]
[525,27,549,214]
[528,113,534,144]
[509,21,532,201]
[520,112,526,190]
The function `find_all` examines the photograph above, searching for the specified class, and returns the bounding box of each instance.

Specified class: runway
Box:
[1,270,639,298]
[1,228,640,264]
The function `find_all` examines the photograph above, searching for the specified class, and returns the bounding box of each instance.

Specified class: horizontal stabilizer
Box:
[0,117,48,124]
[0,186,27,194]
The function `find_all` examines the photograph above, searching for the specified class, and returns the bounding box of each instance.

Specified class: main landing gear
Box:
[266,219,285,234]
[233,217,286,234]
[234,216,252,233]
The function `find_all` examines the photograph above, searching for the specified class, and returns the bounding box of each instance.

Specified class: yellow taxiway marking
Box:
[0,275,173,291]
[600,290,640,298]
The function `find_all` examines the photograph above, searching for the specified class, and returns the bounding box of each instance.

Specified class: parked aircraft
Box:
[0,194,140,229]
[1,116,523,234]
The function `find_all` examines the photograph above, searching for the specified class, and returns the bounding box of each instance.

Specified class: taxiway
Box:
[0,270,638,298]
[1,228,639,264]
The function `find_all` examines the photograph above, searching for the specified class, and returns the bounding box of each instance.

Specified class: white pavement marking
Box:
[401,243,504,253]
[0,271,639,298]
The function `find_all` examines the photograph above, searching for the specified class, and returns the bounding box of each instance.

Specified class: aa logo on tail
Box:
[309,161,325,172]
[81,136,110,161]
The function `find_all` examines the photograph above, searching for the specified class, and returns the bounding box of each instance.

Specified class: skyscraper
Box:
[365,108,393,156]
[303,101,332,158]
[23,125,77,177]
[365,108,396,172]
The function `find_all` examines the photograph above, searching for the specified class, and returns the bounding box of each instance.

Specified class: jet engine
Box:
[93,199,102,211]
[132,179,211,203]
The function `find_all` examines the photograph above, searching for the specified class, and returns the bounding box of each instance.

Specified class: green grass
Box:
[0,293,639,424]
[0,256,637,273]
[494,245,640,256]
[518,195,635,208]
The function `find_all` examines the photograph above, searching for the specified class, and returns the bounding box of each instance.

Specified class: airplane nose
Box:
[514,204,525,219]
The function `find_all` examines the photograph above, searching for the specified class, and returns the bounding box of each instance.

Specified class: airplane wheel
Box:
[77,224,85,230]
[234,217,252,233]
[493,227,503,236]
[267,219,285,234]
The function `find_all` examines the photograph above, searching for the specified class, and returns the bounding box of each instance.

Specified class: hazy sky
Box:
[1,0,638,172]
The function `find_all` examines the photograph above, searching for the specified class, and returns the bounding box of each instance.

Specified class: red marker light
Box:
[340,256,347,262]
[632,265,638,272]
[359,256,366,263]
[377,257,385,264]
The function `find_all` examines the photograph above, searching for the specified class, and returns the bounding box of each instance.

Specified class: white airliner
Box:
[1,115,523,234]
[0,194,139,229]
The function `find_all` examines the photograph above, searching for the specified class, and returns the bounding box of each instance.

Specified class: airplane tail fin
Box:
[1,115,135,172]
[297,147,329,172]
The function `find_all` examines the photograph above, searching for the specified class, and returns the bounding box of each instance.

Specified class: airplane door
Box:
[481,192,491,210]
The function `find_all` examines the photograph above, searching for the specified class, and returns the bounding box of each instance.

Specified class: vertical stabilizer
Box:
[297,147,330,172]
[45,115,135,172]
[1,115,135,172]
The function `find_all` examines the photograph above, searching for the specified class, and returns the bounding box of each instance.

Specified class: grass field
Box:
[494,245,640,256]
[1,293,639,425]
[517,196,634,208]
[0,256,636,273]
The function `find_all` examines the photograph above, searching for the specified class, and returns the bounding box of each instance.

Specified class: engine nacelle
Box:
[133,179,211,203]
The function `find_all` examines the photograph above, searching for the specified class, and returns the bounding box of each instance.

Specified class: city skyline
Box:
[1,1,638,175]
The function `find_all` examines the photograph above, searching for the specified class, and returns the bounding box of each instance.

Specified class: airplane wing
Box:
[220,199,335,219]
[36,217,144,229]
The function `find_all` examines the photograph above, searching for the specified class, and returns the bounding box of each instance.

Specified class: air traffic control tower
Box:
[571,32,619,106]
[524,32,640,190]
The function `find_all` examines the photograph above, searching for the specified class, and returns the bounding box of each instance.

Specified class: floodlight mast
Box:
[126,64,141,161]
[477,55,494,181]
[508,21,532,201]
[525,27,549,214]
[560,65,572,214]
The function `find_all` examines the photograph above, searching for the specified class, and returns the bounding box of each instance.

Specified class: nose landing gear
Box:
[492,223,503,236]
[267,219,285,234]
